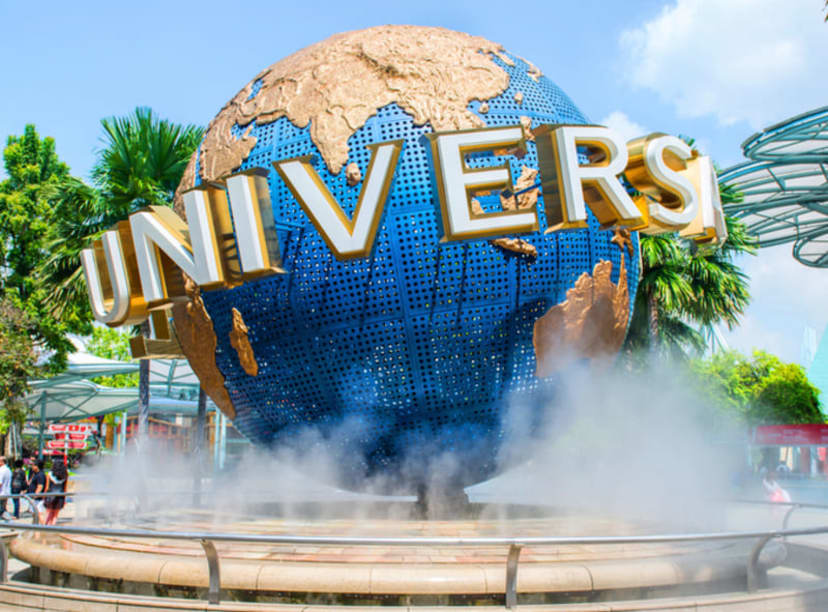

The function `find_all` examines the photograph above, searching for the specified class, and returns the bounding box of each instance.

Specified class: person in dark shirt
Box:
[26,460,46,518]
[27,461,45,494]
[43,461,68,525]
[10,460,26,519]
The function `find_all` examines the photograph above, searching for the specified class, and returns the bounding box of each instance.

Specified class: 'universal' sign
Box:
[82,124,726,351]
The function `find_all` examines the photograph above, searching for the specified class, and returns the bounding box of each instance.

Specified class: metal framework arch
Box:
[741,106,828,163]
[720,106,828,267]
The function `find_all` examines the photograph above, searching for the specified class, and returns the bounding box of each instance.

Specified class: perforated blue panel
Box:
[198,53,640,487]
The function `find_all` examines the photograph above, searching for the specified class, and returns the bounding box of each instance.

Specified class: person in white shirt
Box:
[762,469,791,503]
[0,457,11,519]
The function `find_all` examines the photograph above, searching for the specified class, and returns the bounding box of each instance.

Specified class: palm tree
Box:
[622,138,756,361]
[92,107,202,211]
[624,233,699,359]
[623,215,756,361]
[42,109,203,312]
[683,216,754,332]
[40,107,203,438]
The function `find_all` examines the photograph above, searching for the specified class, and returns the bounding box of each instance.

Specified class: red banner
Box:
[754,424,828,446]
[53,432,89,441]
[45,440,87,450]
[48,423,93,434]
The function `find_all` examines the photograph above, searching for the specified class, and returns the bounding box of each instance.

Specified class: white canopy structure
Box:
[25,352,211,422]
[22,347,239,467]
[26,352,139,422]
[149,358,201,402]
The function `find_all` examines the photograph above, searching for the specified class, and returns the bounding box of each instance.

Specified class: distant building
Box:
[802,325,818,369]
[807,327,828,416]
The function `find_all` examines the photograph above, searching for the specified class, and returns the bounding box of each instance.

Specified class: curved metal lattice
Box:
[720,106,828,267]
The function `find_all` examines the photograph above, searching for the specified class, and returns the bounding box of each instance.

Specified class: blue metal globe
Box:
[189,27,640,488]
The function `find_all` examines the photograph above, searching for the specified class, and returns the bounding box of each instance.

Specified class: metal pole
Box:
[37,395,46,461]
[138,359,150,439]
[218,412,227,471]
[193,388,207,507]
[21,494,40,525]
[200,538,221,604]
[0,541,7,583]
[212,410,220,473]
[783,504,801,531]
[747,534,773,592]
[505,543,523,609]
[138,320,151,441]
[120,410,127,455]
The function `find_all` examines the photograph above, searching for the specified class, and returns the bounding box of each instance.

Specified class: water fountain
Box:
[4,25,828,611]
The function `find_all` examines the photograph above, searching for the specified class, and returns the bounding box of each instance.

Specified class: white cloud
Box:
[599,110,650,142]
[600,110,720,157]
[721,245,828,364]
[620,0,828,129]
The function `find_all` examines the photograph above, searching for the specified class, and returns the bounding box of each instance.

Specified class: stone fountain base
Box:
[7,503,794,606]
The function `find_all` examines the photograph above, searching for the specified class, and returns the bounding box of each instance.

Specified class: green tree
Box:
[692,350,824,425]
[750,355,823,424]
[0,299,40,453]
[0,125,85,370]
[86,327,139,388]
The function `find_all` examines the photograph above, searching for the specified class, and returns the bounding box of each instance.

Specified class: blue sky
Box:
[1,0,827,363]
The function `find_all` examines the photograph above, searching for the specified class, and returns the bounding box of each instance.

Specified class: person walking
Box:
[43,460,68,525]
[10,460,26,519]
[26,460,46,517]
[0,457,10,519]
[762,469,791,503]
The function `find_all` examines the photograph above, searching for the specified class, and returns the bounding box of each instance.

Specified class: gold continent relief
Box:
[174,24,534,207]
[168,25,626,418]
[229,308,259,377]
[170,277,236,419]
[532,257,630,378]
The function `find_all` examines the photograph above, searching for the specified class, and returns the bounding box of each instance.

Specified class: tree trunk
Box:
[10,421,19,458]
[105,420,114,449]
[648,293,660,355]
[138,320,151,442]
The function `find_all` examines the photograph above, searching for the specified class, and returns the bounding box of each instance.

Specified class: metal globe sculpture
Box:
[172,26,640,488]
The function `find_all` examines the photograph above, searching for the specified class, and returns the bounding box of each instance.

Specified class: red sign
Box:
[53,432,89,441]
[754,424,828,446]
[45,440,87,450]
[48,423,93,434]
